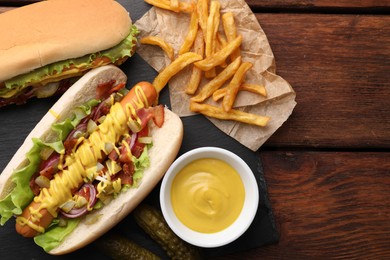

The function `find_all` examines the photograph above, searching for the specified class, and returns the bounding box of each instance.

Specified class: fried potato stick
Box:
[212,83,267,101]
[153,52,202,93]
[140,36,175,61]
[222,62,253,111]
[191,56,241,102]
[185,29,205,95]
[144,0,193,13]
[179,10,199,55]
[204,0,220,78]
[196,0,209,34]
[195,35,242,71]
[222,12,240,61]
[190,101,270,127]
[170,0,180,12]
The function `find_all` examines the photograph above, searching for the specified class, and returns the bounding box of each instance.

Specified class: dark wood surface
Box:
[1,1,390,259]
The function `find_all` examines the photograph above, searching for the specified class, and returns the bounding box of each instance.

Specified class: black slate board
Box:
[0,1,279,259]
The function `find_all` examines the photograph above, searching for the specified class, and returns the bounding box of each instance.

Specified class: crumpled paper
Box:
[134,0,296,151]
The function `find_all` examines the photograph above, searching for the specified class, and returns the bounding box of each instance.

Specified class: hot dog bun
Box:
[0,65,184,254]
[0,0,138,106]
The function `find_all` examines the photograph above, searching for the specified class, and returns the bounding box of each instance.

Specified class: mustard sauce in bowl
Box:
[171,158,245,233]
[160,147,259,248]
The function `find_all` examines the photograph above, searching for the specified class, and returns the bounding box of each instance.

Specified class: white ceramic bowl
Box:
[159,147,259,248]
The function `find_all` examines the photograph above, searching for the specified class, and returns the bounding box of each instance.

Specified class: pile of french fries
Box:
[142,0,270,127]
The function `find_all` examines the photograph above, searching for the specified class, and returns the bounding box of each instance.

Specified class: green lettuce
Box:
[34,218,80,252]
[132,146,151,187]
[0,99,99,225]
[0,94,153,252]
[34,148,151,252]
[1,25,139,97]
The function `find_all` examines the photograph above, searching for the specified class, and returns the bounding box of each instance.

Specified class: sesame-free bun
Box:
[0,65,184,254]
[0,0,132,82]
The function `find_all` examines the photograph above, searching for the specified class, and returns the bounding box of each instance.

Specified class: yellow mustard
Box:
[16,84,149,233]
[171,158,245,233]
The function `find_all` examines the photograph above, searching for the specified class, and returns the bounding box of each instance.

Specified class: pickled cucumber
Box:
[95,232,161,260]
[133,204,201,260]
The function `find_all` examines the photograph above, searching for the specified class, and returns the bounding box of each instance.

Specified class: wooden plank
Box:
[256,14,390,149]
[219,151,390,259]
[246,0,390,10]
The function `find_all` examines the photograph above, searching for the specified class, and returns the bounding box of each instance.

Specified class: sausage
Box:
[15,81,157,238]
[15,199,55,237]
[120,81,157,109]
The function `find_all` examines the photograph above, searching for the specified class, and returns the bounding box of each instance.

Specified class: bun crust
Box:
[0,65,184,254]
[0,0,132,82]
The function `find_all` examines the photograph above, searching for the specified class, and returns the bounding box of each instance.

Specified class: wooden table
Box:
[1,1,389,259]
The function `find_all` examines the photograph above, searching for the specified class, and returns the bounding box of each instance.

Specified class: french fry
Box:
[190,101,270,127]
[195,35,242,71]
[216,32,228,68]
[204,0,220,78]
[144,0,194,13]
[191,56,241,102]
[217,32,228,47]
[222,62,253,111]
[185,29,205,95]
[196,0,209,34]
[140,36,175,61]
[153,52,202,93]
[170,0,180,12]
[240,83,267,97]
[211,87,226,101]
[212,82,267,101]
[179,9,199,55]
[222,12,240,61]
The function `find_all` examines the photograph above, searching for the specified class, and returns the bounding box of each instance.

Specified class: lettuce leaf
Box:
[1,25,139,97]
[0,92,153,252]
[0,100,99,225]
[32,145,152,252]
[34,218,80,252]
[132,146,151,187]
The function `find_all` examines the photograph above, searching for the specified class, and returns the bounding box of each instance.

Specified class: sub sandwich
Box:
[0,0,138,107]
[0,65,183,254]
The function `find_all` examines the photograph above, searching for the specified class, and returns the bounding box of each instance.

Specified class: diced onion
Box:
[104,142,114,154]
[39,147,54,161]
[72,130,84,139]
[74,195,88,208]
[106,160,122,176]
[58,217,67,227]
[98,115,106,124]
[60,200,76,213]
[60,184,98,218]
[138,136,153,144]
[96,162,104,172]
[129,133,137,150]
[35,175,50,189]
[87,119,98,134]
[128,120,141,133]
[35,82,59,98]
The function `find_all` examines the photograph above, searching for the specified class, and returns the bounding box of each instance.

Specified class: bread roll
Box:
[0,65,184,254]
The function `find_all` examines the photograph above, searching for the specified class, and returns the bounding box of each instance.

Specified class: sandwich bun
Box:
[0,0,131,82]
[0,0,137,106]
[0,65,184,254]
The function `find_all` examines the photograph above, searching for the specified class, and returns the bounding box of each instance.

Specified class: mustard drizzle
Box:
[16,85,150,233]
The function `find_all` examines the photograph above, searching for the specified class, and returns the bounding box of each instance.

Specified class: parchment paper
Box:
[134,0,296,151]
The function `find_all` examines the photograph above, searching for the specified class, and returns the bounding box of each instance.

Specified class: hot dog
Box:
[0,65,183,254]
